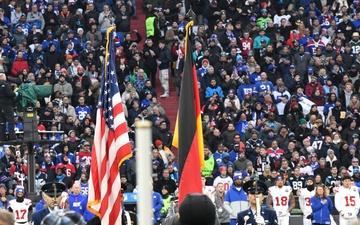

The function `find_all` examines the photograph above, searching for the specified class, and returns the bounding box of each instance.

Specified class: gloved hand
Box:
[255,215,265,225]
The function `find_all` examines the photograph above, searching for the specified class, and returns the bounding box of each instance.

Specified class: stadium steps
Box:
[133,1,179,154]
[155,77,179,133]
[156,76,179,156]
[132,0,146,49]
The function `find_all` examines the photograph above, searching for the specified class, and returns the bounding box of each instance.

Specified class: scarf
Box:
[56,174,66,180]
[69,137,77,142]
[41,160,54,170]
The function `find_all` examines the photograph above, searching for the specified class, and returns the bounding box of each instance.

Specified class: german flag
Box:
[173,21,204,207]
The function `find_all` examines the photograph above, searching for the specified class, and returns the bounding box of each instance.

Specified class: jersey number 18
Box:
[275,196,288,206]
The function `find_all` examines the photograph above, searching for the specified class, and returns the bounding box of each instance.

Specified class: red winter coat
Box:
[305,82,324,98]
[11,58,29,76]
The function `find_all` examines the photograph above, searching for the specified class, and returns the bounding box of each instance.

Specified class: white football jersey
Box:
[268,185,292,216]
[213,176,233,191]
[8,198,32,223]
[298,188,315,215]
[334,185,360,217]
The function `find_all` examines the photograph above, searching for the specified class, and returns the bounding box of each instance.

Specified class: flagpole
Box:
[135,121,153,225]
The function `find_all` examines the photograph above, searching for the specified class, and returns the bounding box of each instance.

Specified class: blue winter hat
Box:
[153,160,160,166]
[268,64,277,70]
[233,171,243,181]
[80,164,88,170]
[15,186,25,195]
[276,176,284,181]
[153,116,160,123]
[236,54,243,61]
[308,67,313,73]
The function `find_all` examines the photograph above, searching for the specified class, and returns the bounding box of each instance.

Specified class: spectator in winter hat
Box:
[218,152,233,169]
[223,170,247,225]
[348,157,360,177]
[152,160,161,181]
[325,149,338,168]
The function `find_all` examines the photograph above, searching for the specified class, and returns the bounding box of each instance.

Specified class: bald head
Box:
[0,73,6,81]
[72,182,81,195]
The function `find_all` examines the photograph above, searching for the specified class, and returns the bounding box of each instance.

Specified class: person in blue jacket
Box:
[224,171,249,225]
[237,179,278,225]
[34,199,45,212]
[218,152,234,169]
[205,78,224,99]
[238,76,254,102]
[42,32,61,52]
[56,144,76,165]
[68,181,87,215]
[152,183,164,225]
[310,184,333,225]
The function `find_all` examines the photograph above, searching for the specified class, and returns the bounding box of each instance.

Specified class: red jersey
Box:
[56,163,76,177]
[240,38,253,59]
[10,164,28,185]
[266,148,285,159]
[76,151,92,166]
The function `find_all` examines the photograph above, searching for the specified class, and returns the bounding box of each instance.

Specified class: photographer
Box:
[99,5,116,36]
[0,73,18,141]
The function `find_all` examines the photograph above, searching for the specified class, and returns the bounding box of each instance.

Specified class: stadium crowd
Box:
[0,0,360,224]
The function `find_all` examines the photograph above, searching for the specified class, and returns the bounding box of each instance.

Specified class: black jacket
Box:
[158,46,172,70]
[155,178,177,194]
[44,50,61,71]
[0,80,16,105]
[115,9,134,33]
[143,44,159,70]
[43,9,59,30]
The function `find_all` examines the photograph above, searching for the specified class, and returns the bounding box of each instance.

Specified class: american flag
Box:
[87,27,132,224]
